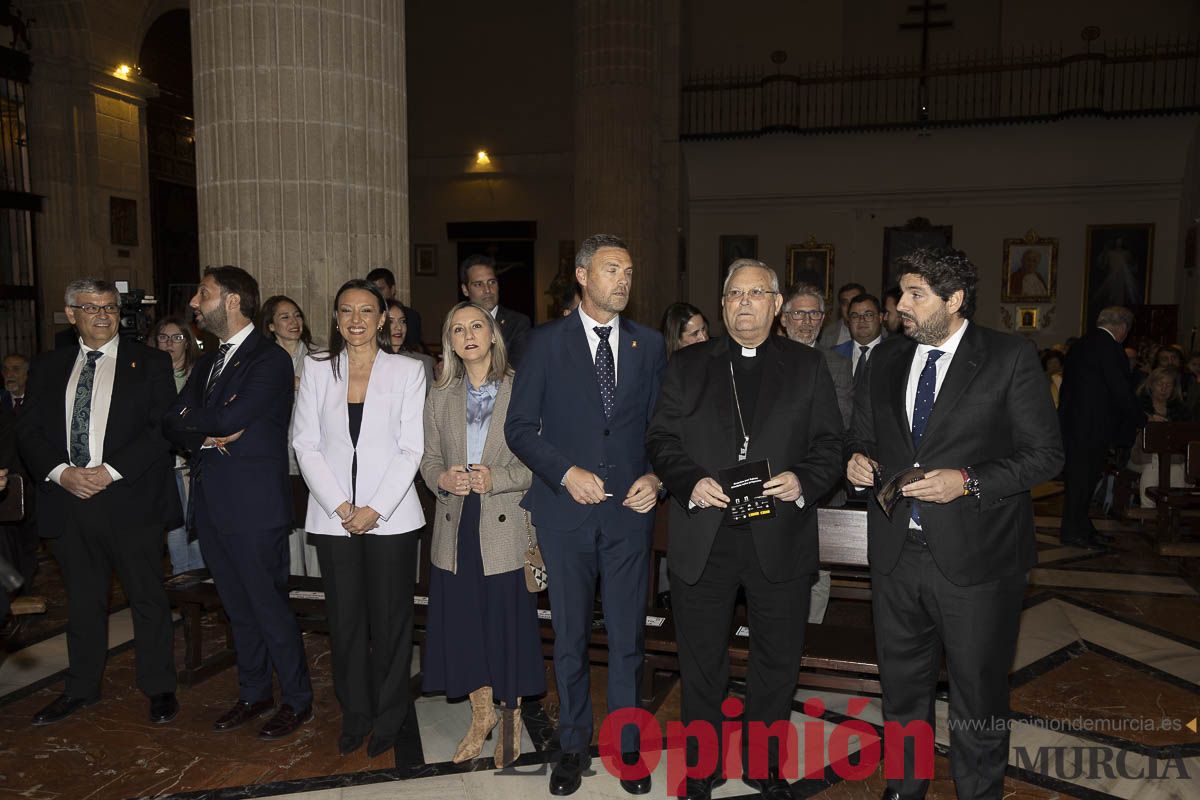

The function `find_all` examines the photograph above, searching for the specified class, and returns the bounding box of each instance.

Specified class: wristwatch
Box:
[960,467,981,498]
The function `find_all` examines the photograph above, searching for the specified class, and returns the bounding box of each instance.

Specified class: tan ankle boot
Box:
[452,686,498,763]
[494,702,522,769]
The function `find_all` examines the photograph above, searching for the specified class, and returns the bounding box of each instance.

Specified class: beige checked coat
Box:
[420,374,534,575]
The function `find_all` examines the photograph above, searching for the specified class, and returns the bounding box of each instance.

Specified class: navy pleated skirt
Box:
[421,493,545,706]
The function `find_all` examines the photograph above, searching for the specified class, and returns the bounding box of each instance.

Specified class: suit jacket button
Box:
[445,513,451,521]
[498,514,506,522]
[603,429,610,436]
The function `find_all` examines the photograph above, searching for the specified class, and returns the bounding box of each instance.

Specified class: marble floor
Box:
[1,504,1198,800]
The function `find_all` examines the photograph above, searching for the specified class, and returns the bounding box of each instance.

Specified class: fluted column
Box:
[191,0,408,337]
[574,0,680,325]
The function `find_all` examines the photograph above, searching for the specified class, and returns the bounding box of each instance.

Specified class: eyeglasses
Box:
[724,288,778,302]
[783,309,825,321]
[848,312,878,321]
[156,333,187,343]
[70,303,120,315]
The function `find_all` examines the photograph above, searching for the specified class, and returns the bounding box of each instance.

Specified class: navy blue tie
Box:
[594,326,615,418]
[205,343,233,406]
[910,349,944,525]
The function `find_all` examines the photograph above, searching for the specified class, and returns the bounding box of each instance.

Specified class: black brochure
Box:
[875,466,926,520]
[719,459,775,526]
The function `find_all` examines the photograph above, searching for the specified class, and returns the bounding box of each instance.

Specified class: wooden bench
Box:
[1140,422,1200,555]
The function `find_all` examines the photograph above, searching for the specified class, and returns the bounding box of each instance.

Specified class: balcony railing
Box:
[681,37,1200,139]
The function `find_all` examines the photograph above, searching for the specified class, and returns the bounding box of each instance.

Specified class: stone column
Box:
[191,0,408,337]
[574,0,681,326]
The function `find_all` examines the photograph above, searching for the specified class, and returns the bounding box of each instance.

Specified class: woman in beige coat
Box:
[420,301,544,768]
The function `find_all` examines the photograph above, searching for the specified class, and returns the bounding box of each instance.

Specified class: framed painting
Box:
[786,236,834,299]
[1016,307,1039,331]
[718,235,757,297]
[1001,230,1057,303]
[413,244,437,276]
[882,217,952,292]
[1083,223,1154,331]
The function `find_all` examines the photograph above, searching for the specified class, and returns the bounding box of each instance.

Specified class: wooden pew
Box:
[1140,422,1200,555]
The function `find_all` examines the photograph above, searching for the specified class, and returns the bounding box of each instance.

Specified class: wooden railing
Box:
[682,37,1200,138]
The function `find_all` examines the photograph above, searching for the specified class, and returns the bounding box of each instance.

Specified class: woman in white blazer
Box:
[291,279,426,759]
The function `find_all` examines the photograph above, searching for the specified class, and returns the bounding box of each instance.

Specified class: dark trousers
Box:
[671,526,812,774]
[314,532,417,737]
[53,511,175,699]
[872,540,1026,800]
[0,518,38,592]
[195,500,312,709]
[540,520,650,754]
[1060,435,1107,543]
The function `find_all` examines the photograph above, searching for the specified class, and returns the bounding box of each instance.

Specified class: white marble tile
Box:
[1056,601,1200,685]
[340,774,471,799]
[0,608,140,698]
[1030,569,1197,596]
[1011,598,1081,672]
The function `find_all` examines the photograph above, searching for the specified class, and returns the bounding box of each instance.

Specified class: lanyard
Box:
[728,361,749,462]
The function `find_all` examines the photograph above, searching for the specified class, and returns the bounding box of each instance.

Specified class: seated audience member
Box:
[660,302,710,358]
[779,284,853,429]
[832,293,883,379]
[292,280,426,758]
[1,353,29,412]
[460,255,532,366]
[1041,349,1065,409]
[1154,344,1192,395]
[387,300,436,388]
[367,267,423,352]
[0,352,37,593]
[881,286,903,336]
[19,278,181,726]
[260,295,321,578]
[420,301,543,768]
[1128,367,1193,507]
[152,316,205,575]
[818,281,866,347]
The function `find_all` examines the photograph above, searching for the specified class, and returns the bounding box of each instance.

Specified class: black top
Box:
[729,336,767,438]
[348,402,364,447]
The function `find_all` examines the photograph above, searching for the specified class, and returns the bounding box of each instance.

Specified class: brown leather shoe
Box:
[213,699,275,732]
[259,703,313,739]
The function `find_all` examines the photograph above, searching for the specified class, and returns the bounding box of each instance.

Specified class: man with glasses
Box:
[833,293,884,380]
[17,278,181,726]
[459,254,532,366]
[779,284,853,429]
[818,281,866,348]
[647,260,844,800]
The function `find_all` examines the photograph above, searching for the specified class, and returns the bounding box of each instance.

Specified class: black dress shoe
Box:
[31,694,100,726]
[1092,531,1115,544]
[259,704,313,739]
[213,698,275,731]
[619,750,652,794]
[149,692,179,724]
[366,732,394,758]
[680,774,726,800]
[743,772,795,799]
[549,752,591,796]
[338,732,365,755]
[880,790,901,800]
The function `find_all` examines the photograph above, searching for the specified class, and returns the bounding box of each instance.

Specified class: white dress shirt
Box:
[49,335,123,485]
[208,321,255,385]
[578,306,620,385]
[851,335,882,376]
[905,320,970,430]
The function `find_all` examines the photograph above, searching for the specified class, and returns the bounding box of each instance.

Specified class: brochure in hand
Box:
[874,465,926,520]
[718,459,775,526]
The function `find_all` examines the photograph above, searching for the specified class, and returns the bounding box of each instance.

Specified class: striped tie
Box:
[204,344,233,405]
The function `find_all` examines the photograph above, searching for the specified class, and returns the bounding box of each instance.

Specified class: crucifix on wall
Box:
[899,0,954,120]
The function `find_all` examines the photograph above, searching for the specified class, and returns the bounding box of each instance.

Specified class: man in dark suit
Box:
[1057,306,1145,547]
[779,284,853,428]
[817,281,866,348]
[505,234,666,797]
[460,254,532,366]
[17,278,180,726]
[2,353,29,413]
[832,293,884,381]
[0,351,37,592]
[648,259,844,800]
[846,248,1063,800]
[163,266,313,739]
[368,266,423,351]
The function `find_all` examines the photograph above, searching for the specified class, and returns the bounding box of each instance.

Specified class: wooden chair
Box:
[1140,423,1200,555]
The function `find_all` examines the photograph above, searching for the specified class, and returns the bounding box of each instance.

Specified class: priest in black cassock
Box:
[646,258,844,800]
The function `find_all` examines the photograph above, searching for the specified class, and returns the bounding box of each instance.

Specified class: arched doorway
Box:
[139,9,198,317]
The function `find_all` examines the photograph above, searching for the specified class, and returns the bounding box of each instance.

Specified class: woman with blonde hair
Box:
[420,301,544,768]
[1128,367,1192,507]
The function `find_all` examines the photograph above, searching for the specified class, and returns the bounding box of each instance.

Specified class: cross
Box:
[899,0,953,119]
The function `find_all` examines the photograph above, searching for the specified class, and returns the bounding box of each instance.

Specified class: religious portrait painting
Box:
[882,217,952,292]
[1083,223,1154,331]
[718,234,758,298]
[1001,230,1057,303]
[413,244,437,276]
[786,237,834,300]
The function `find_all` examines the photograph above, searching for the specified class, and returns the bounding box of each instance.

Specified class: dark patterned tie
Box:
[11,396,21,415]
[594,326,615,418]
[910,349,944,525]
[205,343,233,405]
[854,344,870,379]
[69,351,103,467]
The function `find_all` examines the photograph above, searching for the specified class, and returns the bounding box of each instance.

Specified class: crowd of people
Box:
[0,238,1196,800]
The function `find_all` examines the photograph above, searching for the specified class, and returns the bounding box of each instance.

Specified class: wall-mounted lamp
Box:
[114,64,134,79]
[476,150,491,166]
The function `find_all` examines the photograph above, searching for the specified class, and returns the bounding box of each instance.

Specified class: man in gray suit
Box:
[780,284,853,428]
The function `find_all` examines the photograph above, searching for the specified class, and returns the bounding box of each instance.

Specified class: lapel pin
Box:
[631,340,638,348]
[131,361,136,369]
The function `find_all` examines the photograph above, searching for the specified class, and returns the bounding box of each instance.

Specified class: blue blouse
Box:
[466,379,499,464]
